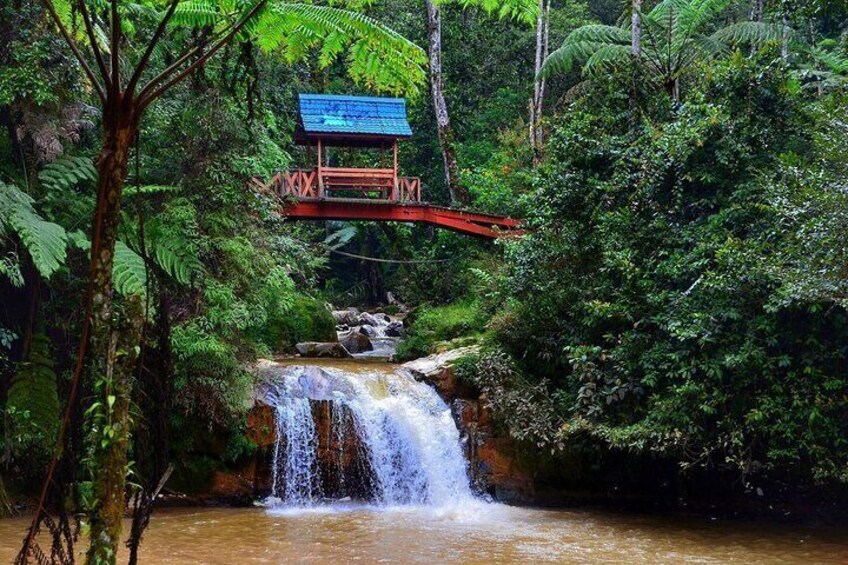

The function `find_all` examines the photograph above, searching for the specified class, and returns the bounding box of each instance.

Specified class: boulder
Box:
[402,346,479,400]
[358,324,377,337]
[332,310,360,326]
[340,332,373,354]
[357,312,382,327]
[295,341,352,358]
[384,320,404,337]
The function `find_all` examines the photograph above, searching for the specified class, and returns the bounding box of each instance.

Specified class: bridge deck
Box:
[283,198,522,238]
[253,170,522,238]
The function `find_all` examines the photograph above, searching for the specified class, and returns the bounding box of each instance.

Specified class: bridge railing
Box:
[273,168,422,203]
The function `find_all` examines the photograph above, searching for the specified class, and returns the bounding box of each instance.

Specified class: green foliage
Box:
[4,334,61,463]
[495,58,848,484]
[541,0,760,97]
[259,295,336,353]
[38,156,97,193]
[0,181,68,282]
[168,0,427,95]
[395,300,487,360]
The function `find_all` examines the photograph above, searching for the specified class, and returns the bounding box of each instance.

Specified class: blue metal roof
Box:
[298,94,413,139]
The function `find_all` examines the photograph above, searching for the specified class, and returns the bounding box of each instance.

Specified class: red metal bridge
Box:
[258,94,523,239]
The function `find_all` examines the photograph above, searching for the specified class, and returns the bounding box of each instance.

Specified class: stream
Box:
[1,312,846,563]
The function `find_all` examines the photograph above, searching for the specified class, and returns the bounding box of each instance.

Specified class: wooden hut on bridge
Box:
[287,94,421,202]
[255,93,521,238]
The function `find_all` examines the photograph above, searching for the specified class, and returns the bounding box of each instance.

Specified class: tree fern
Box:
[540,0,760,98]
[5,334,61,460]
[170,1,428,94]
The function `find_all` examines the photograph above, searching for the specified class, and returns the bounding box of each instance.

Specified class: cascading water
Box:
[259,362,476,509]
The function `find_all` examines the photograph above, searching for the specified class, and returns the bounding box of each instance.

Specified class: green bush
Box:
[261,296,336,353]
[395,301,488,361]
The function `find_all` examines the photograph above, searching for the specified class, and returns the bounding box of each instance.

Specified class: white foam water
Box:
[261,363,476,510]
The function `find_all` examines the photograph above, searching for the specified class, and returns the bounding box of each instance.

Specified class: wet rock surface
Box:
[295,342,352,358]
[339,331,374,354]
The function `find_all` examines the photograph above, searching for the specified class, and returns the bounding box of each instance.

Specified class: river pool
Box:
[1,503,846,563]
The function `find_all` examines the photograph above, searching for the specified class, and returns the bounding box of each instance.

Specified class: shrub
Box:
[261,296,336,353]
[395,300,488,361]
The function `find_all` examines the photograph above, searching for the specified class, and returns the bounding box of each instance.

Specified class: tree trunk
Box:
[85,98,144,565]
[631,0,642,58]
[749,0,763,21]
[425,0,467,206]
[530,0,550,165]
[629,0,642,123]
[780,5,790,61]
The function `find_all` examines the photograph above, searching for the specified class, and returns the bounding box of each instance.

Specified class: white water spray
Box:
[260,363,475,509]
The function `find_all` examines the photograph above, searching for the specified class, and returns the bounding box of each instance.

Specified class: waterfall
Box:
[261,363,475,509]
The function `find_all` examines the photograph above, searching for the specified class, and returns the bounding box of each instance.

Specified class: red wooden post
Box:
[391,140,398,201]
[317,138,324,199]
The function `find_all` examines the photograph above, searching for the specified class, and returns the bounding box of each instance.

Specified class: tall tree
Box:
[425,0,537,205]
[19,2,424,563]
[425,0,466,204]
[529,0,550,163]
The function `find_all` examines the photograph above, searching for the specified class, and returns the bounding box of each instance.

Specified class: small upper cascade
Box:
[331,307,405,359]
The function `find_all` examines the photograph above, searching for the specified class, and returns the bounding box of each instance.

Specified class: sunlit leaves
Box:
[168,0,426,95]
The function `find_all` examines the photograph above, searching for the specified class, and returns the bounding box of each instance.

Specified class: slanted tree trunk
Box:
[425,0,468,205]
[86,95,145,565]
[530,0,550,164]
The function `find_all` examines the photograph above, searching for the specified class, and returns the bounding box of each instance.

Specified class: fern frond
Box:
[68,231,148,296]
[450,0,539,25]
[113,240,148,296]
[38,156,97,193]
[564,24,631,46]
[122,184,181,197]
[5,334,60,458]
[583,44,633,77]
[150,237,203,285]
[0,181,68,280]
[541,41,606,78]
[171,0,221,28]
[712,21,785,46]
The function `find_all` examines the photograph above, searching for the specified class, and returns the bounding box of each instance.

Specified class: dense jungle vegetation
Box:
[2,0,848,561]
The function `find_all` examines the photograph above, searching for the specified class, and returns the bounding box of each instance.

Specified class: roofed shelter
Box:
[254,93,523,238]
[289,94,420,201]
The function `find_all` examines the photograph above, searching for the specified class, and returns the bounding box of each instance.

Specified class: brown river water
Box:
[1,504,846,564]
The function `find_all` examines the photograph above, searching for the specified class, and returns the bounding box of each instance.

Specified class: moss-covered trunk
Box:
[85,98,144,565]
